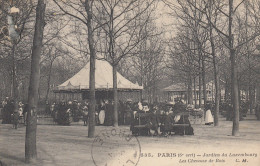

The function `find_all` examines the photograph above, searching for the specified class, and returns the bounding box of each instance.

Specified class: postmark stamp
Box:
[91,128,141,166]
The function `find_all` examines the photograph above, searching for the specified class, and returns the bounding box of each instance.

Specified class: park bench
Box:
[131,112,151,136]
[160,111,194,135]
[188,109,204,124]
[131,111,194,136]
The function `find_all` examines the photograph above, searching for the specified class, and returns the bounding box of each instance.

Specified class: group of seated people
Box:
[130,99,194,136]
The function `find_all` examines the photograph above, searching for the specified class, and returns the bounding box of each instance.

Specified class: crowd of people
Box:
[1,97,28,129]
[49,100,114,126]
[0,96,209,133]
[1,96,258,134]
[47,98,192,128]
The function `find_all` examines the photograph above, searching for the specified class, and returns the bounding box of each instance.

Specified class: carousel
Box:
[53,59,143,126]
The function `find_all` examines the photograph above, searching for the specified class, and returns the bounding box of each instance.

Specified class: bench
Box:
[131,112,194,136]
[131,112,151,136]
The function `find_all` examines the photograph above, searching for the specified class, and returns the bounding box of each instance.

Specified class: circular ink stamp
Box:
[91,128,141,166]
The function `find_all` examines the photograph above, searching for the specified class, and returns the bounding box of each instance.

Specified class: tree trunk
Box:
[201,57,207,106]
[231,49,239,136]
[229,0,239,136]
[85,0,96,138]
[212,52,220,126]
[45,60,53,103]
[194,77,197,108]
[209,16,220,126]
[224,78,229,101]
[201,54,207,121]
[238,81,241,106]
[25,0,45,163]
[245,1,253,113]
[249,85,253,113]
[11,43,19,113]
[199,57,202,108]
[140,56,143,100]
[187,73,193,104]
[113,64,118,127]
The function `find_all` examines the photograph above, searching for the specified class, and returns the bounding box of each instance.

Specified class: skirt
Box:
[205,109,214,125]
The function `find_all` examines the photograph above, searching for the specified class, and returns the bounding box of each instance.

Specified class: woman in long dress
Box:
[205,109,214,125]
[98,101,106,125]
[204,102,214,125]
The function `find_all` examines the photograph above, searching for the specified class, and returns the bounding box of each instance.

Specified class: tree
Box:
[186,0,260,135]
[53,0,97,137]
[85,0,96,138]
[129,23,165,103]
[94,0,156,126]
[166,29,200,104]
[25,0,46,163]
[164,0,210,107]
[0,0,35,107]
[40,43,66,103]
[195,0,222,126]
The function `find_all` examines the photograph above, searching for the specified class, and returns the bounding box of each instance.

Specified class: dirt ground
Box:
[0,115,260,166]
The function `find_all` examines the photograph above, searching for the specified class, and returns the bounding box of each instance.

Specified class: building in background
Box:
[162,80,247,105]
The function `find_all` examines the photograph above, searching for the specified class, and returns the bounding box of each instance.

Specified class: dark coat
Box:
[146,113,160,130]
[163,114,175,131]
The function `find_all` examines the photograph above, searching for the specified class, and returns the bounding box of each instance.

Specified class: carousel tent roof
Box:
[55,59,143,92]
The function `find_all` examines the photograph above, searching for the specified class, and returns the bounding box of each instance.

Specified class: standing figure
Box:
[124,100,132,125]
[98,100,106,125]
[138,101,143,112]
[82,101,89,126]
[12,109,20,129]
[71,100,80,122]
[23,103,29,125]
[18,101,23,117]
[1,97,8,124]
[2,97,14,124]
[45,101,51,115]
[57,101,69,125]
[205,102,214,125]
[104,100,113,126]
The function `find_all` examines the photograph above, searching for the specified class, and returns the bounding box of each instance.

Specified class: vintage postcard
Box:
[0,0,260,166]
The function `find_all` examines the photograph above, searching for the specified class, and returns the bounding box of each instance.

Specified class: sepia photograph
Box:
[0,0,260,165]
